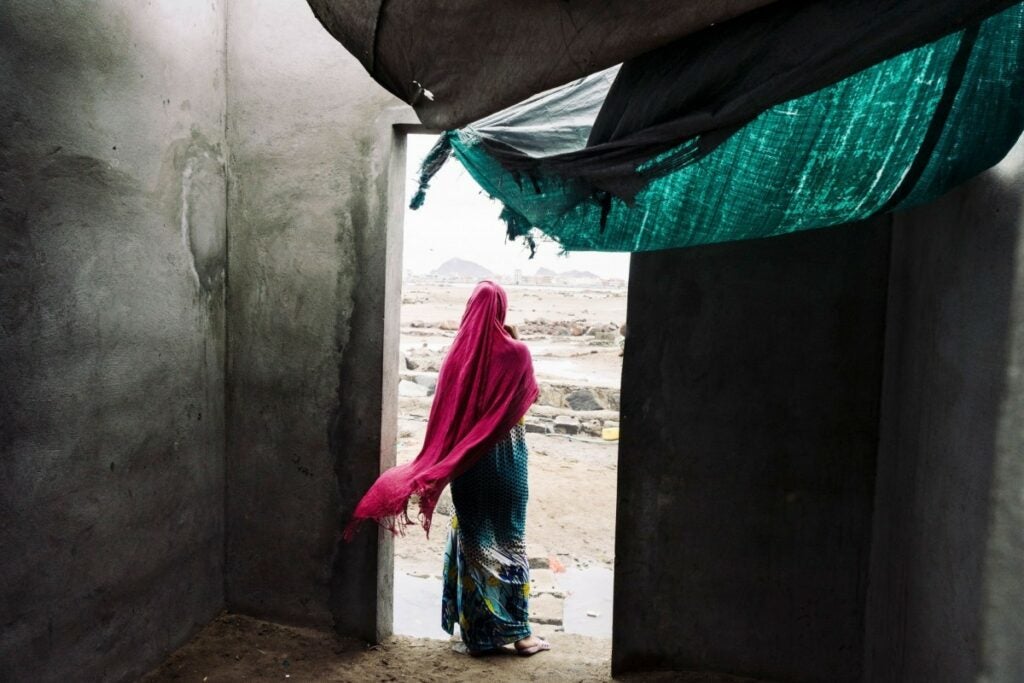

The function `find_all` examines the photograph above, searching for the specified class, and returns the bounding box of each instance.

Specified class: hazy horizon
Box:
[402,134,630,281]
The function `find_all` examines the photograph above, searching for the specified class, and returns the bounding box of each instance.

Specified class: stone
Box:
[528,545,550,569]
[403,355,418,370]
[529,594,563,626]
[524,419,552,434]
[586,324,618,341]
[565,388,602,411]
[553,415,581,435]
[581,418,603,437]
[435,487,454,516]
[529,556,550,569]
[413,373,437,395]
[439,319,459,331]
[398,380,429,397]
[536,385,564,408]
[607,391,621,411]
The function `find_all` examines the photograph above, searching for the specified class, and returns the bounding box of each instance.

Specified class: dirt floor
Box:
[142,612,767,682]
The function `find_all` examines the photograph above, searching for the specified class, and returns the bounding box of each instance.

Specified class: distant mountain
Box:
[531,266,602,280]
[431,258,493,279]
[561,269,601,280]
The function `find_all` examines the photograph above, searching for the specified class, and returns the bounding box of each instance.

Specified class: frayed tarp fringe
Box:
[410,131,542,257]
[409,134,452,210]
[498,206,537,257]
[436,3,1024,253]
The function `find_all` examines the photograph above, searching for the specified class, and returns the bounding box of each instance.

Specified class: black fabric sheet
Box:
[479,0,1021,199]
[305,0,779,129]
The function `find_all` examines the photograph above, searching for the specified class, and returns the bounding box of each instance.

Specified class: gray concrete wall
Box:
[614,218,893,681]
[223,0,404,638]
[0,2,228,682]
[864,137,1024,683]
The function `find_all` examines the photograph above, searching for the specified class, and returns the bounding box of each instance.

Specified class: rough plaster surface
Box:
[0,2,227,682]
[865,136,1024,683]
[223,0,402,637]
[3,2,1021,681]
[614,219,892,681]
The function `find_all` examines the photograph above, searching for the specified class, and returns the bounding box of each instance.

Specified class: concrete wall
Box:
[0,2,227,682]
[614,218,893,681]
[223,0,404,638]
[864,137,1024,683]
[3,2,1020,680]
[614,137,1024,682]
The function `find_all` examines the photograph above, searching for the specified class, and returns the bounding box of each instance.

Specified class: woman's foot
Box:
[514,635,551,656]
[453,642,507,657]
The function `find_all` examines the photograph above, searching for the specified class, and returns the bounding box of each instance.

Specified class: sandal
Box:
[515,637,551,657]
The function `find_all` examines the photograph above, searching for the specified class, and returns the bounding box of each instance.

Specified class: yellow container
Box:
[601,427,619,441]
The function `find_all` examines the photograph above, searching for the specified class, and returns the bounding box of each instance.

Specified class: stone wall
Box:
[0,2,228,681]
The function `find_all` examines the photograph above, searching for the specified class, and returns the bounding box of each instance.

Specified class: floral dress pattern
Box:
[441,422,531,651]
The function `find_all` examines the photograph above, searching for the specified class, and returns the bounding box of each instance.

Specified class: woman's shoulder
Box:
[498,338,533,364]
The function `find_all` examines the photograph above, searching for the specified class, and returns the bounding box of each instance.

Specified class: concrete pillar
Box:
[223,0,405,639]
[864,137,1024,683]
[614,136,1024,681]
[614,218,892,681]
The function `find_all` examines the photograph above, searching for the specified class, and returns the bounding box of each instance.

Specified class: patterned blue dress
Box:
[441,422,531,651]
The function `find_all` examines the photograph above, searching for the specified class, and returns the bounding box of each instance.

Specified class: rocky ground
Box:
[400,281,625,438]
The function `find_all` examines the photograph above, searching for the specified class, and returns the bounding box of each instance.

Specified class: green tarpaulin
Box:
[418,3,1024,253]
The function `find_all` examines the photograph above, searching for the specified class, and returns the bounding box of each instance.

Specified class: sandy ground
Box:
[401,282,627,331]
[392,417,618,578]
[401,282,627,387]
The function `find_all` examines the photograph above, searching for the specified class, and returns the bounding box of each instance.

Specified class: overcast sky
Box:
[402,134,630,280]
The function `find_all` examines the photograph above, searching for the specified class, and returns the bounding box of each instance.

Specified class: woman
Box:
[345,280,549,656]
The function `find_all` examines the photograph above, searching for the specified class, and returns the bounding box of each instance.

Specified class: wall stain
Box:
[327,133,389,638]
[155,129,227,296]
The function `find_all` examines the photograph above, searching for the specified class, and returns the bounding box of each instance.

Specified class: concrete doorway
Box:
[386,131,628,655]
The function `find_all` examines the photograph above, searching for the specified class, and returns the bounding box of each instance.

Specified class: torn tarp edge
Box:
[410,131,547,258]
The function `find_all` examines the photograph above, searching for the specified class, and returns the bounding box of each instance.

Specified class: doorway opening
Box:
[388,132,629,650]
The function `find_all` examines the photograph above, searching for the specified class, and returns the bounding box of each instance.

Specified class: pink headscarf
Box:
[344,280,538,539]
